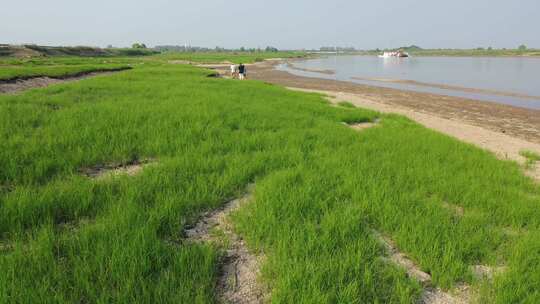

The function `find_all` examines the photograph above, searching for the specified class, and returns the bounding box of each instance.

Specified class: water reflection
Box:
[279,55,540,110]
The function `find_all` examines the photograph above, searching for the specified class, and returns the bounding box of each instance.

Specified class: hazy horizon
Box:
[2,0,539,50]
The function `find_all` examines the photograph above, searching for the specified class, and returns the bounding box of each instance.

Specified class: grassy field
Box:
[0,51,303,80]
[1,56,539,303]
[0,56,144,81]
[157,51,305,63]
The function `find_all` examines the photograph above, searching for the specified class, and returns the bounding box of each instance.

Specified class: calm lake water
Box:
[278,55,540,110]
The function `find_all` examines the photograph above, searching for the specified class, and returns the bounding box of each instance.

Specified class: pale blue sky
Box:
[2,0,538,49]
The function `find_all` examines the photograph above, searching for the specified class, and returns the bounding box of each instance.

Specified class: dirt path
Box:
[185,186,266,304]
[0,68,130,94]
[80,158,156,180]
[373,230,472,304]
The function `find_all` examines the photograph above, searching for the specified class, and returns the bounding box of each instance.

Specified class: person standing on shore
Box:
[238,63,246,80]
[230,64,237,79]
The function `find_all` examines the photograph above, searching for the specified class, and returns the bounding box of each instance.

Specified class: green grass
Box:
[0,64,131,81]
[0,56,144,66]
[1,59,539,303]
[337,101,356,108]
[157,51,305,63]
[0,51,302,80]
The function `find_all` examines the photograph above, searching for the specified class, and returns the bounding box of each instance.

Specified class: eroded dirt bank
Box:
[0,67,131,94]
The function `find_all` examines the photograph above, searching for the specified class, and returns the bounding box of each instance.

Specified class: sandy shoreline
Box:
[284,62,335,75]
[247,61,540,144]
[238,60,540,179]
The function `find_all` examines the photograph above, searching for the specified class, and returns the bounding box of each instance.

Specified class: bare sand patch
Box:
[525,163,540,181]
[470,265,506,281]
[185,186,266,304]
[168,60,192,65]
[373,230,432,284]
[374,231,505,303]
[372,230,471,304]
[420,286,471,304]
[349,122,377,131]
[441,202,465,217]
[345,119,380,131]
[80,158,155,180]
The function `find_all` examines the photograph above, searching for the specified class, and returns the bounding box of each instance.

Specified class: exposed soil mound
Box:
[0,68,131,94]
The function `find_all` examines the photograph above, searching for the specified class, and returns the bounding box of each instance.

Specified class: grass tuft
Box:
[337,101,356,108]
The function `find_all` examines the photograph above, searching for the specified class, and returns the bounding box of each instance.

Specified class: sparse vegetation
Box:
[1,55,539,303]
[520,150,540,168]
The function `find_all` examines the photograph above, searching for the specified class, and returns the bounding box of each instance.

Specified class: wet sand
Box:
[350,76,540,101]
[285,62,335,75]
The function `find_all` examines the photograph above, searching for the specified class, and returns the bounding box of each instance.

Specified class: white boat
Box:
[378,50,409,58]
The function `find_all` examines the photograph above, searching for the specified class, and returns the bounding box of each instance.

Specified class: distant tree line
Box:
[365,44,533,53]
[475,45,528,51]
[153,45,280,52]
[319,46,357,52]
